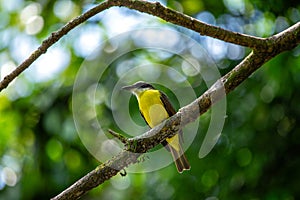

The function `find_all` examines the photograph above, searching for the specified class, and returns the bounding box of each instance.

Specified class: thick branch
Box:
[51,150,139,200]
[52,21,300,199]
[110,0,267,49]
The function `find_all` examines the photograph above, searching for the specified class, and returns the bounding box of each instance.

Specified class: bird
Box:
[122,81,190,173]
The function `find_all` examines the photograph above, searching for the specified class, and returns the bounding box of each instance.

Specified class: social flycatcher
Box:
[122,81,190,173]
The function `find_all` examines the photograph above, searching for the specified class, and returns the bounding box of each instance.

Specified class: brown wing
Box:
[159,91,176,116]
[159,91,184,145]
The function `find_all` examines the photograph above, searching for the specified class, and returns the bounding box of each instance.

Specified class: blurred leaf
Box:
[1,0,300,199]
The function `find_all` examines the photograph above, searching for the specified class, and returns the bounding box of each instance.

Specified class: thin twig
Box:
[108,129,128,144]
[0,1,113,92]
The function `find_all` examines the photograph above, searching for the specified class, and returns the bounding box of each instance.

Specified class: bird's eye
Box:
[140,84,149,88]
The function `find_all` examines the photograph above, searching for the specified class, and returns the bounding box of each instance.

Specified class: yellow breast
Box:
[137,90,169,128]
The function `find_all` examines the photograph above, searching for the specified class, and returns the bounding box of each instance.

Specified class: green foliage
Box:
[1,0,300,199]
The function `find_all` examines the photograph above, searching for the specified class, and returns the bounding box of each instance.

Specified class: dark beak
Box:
[121,85,135,91]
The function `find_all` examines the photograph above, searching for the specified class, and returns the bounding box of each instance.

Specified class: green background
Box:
[1,0,300,199]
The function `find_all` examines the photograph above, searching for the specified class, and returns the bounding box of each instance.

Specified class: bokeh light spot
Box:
[1,167,17,187]
[277,117,294,137]
[20,2,41,22]
[155,182,175,199]
[230,173,245,190]
[1,61,16,81]
[260,84,275,103]
[181,56,200,77]
[46,139,63,162]
[223,0,245,15]
[201,169,219,187]
[236,148,252,167]
[64,149,82,171]
[25,16,44,35]
[54,0,78,21]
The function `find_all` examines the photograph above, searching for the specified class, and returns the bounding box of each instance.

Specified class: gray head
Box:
[122,81,155,95]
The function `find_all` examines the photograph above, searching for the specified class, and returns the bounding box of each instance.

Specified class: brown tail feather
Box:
[169,145,190,173]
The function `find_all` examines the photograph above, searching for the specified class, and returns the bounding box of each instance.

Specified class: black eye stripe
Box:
[139,83,154,89]
[140,84,150,88]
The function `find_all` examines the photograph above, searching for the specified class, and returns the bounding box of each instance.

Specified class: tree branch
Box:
[110,0,267,49]
[51,150,139,200]
[52,21,300,199]
[0,1,114,92]
[0,0,287,92]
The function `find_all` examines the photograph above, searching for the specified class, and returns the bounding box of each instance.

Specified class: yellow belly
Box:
[138,90,169,128]
[138,90,180,152]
